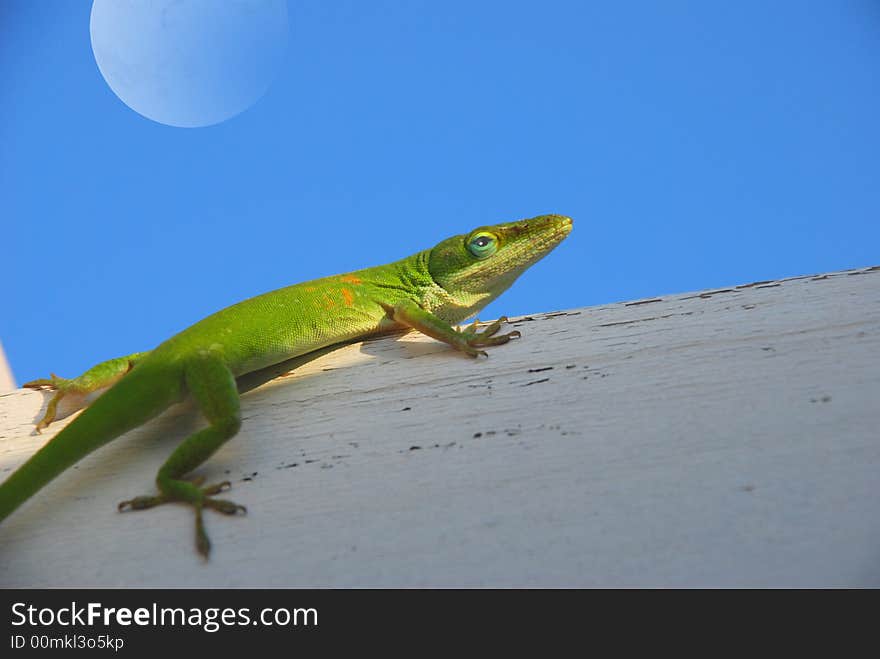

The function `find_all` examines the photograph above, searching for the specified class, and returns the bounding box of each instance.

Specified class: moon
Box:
[89,0,289,128]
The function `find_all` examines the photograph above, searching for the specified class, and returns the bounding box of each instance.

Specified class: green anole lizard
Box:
[0,214,572,557]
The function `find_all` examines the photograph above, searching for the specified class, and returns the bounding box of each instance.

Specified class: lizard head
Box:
[427,214,573,318]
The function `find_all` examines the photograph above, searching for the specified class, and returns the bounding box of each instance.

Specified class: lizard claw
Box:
[459,317,521,355]
[118,478,246,558]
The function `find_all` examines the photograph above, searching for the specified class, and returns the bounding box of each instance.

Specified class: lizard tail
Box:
[0,365,182,523]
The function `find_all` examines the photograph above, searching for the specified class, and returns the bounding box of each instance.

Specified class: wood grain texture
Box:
[1,266,878,586]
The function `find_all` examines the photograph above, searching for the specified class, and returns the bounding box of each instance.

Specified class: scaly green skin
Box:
[1,214,572,557]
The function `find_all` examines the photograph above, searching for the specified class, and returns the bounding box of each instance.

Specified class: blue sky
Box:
[2,1,879,384]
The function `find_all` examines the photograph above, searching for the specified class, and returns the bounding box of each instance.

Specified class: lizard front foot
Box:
[457,316,522,357]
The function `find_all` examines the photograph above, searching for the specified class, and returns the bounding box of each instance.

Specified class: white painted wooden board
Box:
[1,266,878,587]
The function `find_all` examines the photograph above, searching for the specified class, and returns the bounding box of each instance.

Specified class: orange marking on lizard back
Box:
[323,295,336,310]
[340,274,362,285]
[341,288,354,307]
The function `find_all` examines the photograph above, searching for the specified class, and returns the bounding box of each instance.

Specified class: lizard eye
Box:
[467,232,498,259]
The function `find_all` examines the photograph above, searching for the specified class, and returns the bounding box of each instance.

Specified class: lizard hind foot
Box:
[22,376,59,391]
[118,478,246,558]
